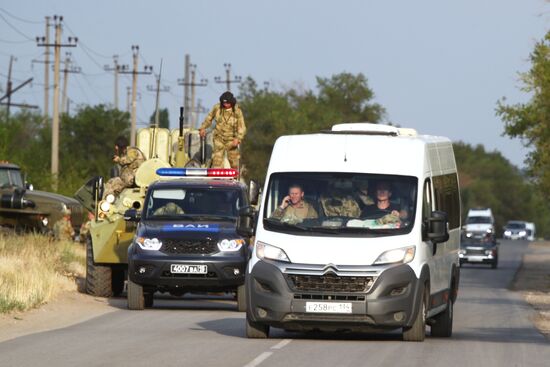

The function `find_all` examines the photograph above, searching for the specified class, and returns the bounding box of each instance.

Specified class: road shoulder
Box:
[511,240,550,340]
[0,290,116,343]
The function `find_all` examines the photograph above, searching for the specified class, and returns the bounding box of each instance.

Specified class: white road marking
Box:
[271,339,292,350]
[243,352,273,367]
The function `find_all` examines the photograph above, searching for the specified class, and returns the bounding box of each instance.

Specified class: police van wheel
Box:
[431,298,453,337]
[127,277,145,310]
[85,236,113,297]
[246,317,269,339]
[403,288,427,342]
[237,285,246,312]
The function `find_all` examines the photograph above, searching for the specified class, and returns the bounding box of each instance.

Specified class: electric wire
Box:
[0,8,43,24]
[0,13,35,41]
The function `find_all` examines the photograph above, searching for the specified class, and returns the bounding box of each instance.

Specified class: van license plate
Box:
[305,302,352,314]
[170,264,208,274]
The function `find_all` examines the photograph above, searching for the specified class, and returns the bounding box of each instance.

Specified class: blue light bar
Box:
[156,167,238,177]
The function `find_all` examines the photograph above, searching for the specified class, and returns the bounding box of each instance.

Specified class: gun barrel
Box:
[179,107,184,137]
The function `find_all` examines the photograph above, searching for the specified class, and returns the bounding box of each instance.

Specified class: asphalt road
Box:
[1,240,548,367]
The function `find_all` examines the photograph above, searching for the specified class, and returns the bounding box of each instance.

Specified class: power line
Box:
[0,13,34,41]
[0,8,43,24]
[0,37,31,44]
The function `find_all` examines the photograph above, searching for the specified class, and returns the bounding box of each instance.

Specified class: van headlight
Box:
[218,239,244,252]
[486,228,493,233]
[374,246,415,265]
[256,241,290,262]
[136,237,162,251]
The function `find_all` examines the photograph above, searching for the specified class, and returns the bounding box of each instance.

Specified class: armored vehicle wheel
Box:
[85,236,113,297]
[246,317,269,339]
[237,284,246,312]
[431,298,453,337]
[403,287,427,342]
[127,277,145,310]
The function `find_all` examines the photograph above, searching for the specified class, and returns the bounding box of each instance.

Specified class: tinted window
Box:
[466,216,492,224]
[432,173,460,229]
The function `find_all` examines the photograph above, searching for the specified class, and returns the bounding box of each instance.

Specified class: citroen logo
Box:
[323,263,338,275]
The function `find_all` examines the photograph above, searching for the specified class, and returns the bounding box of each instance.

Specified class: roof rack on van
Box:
[323,123,418,137]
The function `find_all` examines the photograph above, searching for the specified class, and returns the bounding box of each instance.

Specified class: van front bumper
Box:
[246,260,422,332]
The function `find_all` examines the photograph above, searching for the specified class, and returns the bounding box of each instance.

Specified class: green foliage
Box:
[0,105,129,196]
[454,142,550,237]
[496,30,550,196]
[149,108,170,129]
[239,72,385,182]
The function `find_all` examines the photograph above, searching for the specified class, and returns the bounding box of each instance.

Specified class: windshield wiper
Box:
[192,215,235,221]
[148,214,198,221]
[264,218,311,232]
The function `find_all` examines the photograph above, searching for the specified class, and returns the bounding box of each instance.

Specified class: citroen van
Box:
[238,123,461,342]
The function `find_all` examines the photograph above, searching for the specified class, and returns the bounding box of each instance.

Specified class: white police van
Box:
[238,123,461,341]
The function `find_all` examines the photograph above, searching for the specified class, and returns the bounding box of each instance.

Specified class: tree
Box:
[496,31,550,196]
[149,108,170,129]
[239,72,384,182]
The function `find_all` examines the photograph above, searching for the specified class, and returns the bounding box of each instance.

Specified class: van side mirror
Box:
[237,206,256,237]
[427,210,449,245]
[249,180,260,206]
[124,209,140,222]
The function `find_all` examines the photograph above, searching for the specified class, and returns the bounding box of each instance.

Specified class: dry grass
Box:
[0,233,85,313]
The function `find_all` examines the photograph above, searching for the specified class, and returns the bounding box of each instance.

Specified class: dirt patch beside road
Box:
[511,241,550,340]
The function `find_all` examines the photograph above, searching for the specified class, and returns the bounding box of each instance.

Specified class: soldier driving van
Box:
[238,123,461,341]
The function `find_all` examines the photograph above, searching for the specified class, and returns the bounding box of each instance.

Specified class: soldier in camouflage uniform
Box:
[153,202,185,216]
[271,184,318,224]
[79,212,94,243]
[53,207,75,241]
[103,136,146,199]
[199,92,246,169]
[320,181,362,218]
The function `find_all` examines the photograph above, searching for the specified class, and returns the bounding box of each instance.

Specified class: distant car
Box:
[459,237,498,269]
[462,208,495,241]
[503,221,528,240]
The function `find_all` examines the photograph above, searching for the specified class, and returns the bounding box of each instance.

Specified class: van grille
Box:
[286,274,375,293]
[160,239,218,255]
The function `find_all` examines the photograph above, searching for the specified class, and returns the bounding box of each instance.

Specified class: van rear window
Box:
[263,172,417,236]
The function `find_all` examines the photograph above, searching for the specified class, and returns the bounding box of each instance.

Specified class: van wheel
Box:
[246,317,269,339]
[431,298,453,337]
[85,236,112,297]
[237,285,246,312]
[491,258,498,269]
[403,289,427,341]
[127,277,145,310]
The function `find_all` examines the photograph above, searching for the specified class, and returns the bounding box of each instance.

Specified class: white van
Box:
[463,208,494,240]
[238,123,461,342]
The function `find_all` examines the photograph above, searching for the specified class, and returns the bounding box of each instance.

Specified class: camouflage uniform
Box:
[104,146,146,198]
[53,216,75,241]
[199,104,246,169]
[79,220,91,243]
[153,202,185,216]
[271,201,318,224]
[320,192,361,217]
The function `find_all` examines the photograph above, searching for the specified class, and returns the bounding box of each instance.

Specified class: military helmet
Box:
[219,91,236,106]
[61,205,72,216]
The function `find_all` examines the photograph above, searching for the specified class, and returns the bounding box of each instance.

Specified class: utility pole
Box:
[32,16,52,122]
[104,55,126,110]
[119,45,152,146]
[0,56,38,120]
[194,98,208,129]
[36,15,77,189]
[178,61,207,128]
[60,52,81,114]
[126,86,140,113]
[214,63,241,92]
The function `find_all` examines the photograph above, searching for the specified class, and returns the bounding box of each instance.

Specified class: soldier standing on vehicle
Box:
[103,136,146,199]
[53,207,75,241]
[199,92,246,169]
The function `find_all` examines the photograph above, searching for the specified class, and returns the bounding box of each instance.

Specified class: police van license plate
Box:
[305,302,352,314]
[170,264,208,274]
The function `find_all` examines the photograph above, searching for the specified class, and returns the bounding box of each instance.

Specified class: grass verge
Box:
[0,232,85,313]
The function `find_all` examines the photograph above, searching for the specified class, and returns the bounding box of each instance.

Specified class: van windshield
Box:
[263,172,418,236]
[466,216,492,224]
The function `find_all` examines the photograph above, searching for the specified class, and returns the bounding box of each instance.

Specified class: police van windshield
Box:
[145,188,241,220]
[466,216,492,224]
[263,172,418,235]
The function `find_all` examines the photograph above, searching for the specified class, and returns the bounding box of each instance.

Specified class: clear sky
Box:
[1,0,548,168]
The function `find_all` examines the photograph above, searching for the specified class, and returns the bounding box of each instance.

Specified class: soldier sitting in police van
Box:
[153,201,185,216]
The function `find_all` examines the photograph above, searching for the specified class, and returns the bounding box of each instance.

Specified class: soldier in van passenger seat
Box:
[270,184,318,224]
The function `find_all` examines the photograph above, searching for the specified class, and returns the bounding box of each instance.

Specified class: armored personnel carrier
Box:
[0,161,84,234]
[74,109,237,297]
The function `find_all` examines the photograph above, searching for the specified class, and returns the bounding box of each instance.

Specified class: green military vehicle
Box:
[74,109,227,297]
[0,161,85,234]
